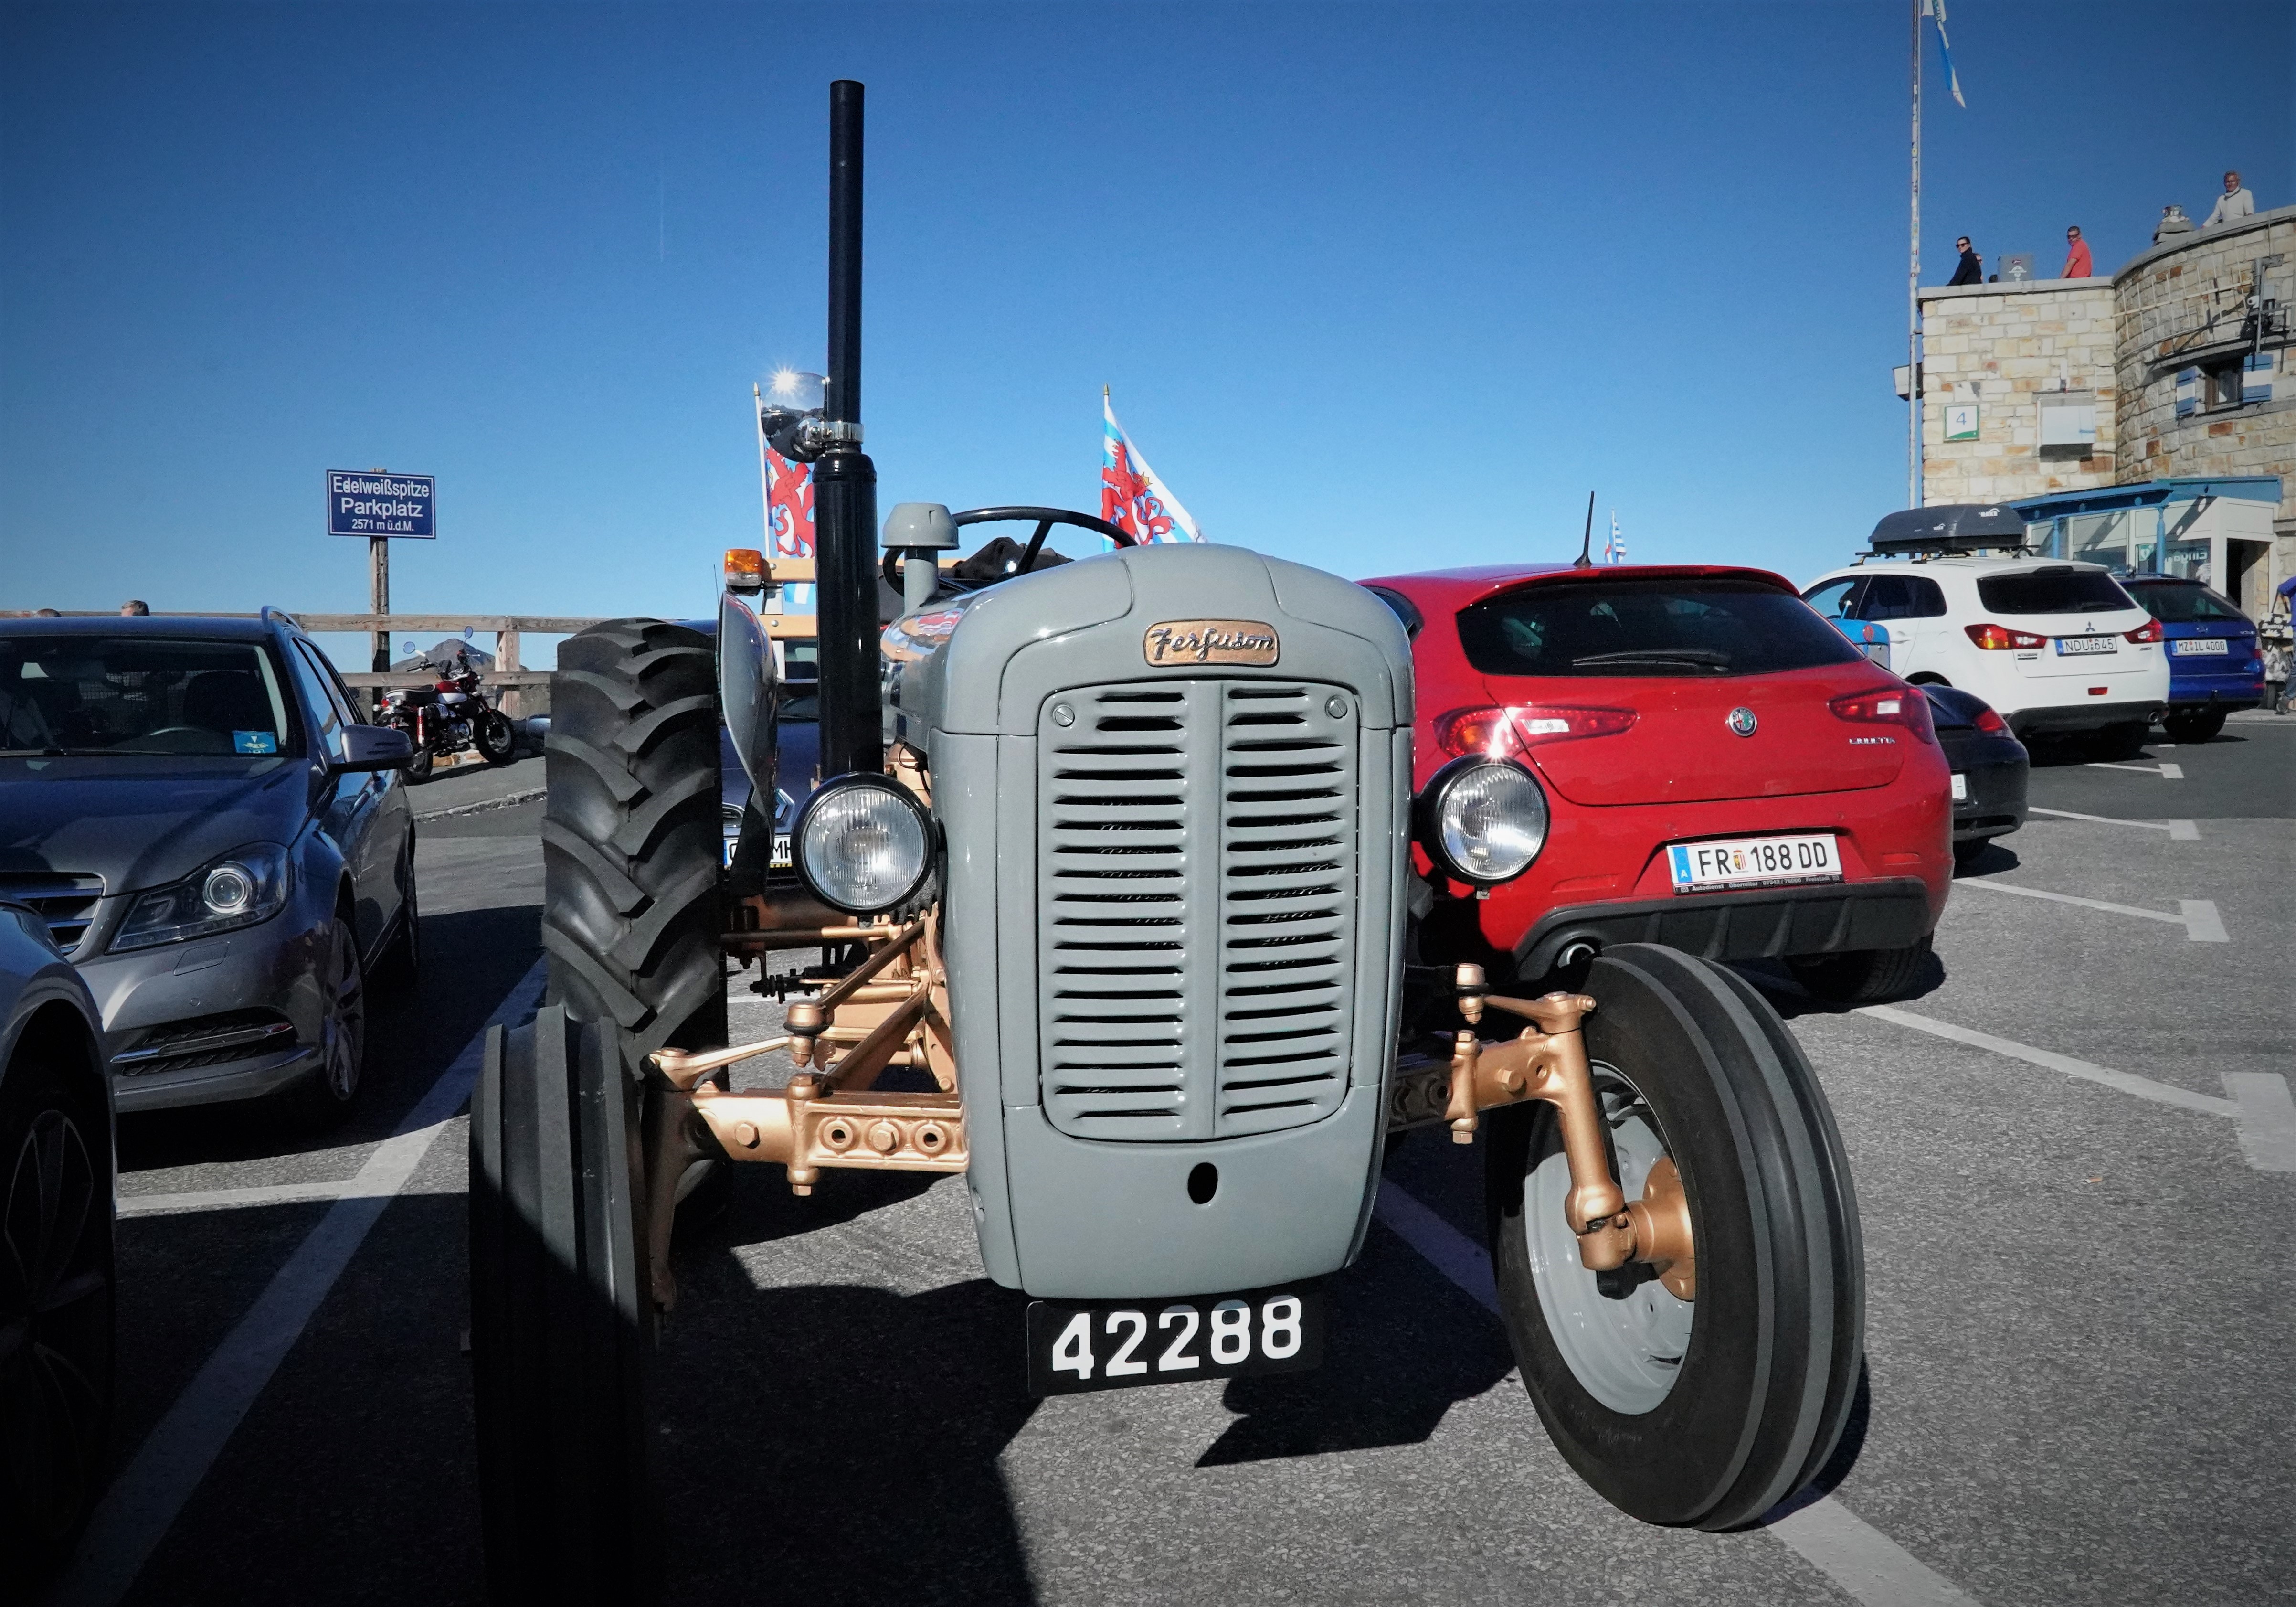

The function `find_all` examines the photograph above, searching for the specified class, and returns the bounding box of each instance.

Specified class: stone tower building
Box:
[1912,205,2293,605]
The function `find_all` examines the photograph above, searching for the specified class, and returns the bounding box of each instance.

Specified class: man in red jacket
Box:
[2062,225,2093,278]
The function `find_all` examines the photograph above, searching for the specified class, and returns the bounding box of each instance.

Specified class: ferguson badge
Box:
[1143,619,1280,667]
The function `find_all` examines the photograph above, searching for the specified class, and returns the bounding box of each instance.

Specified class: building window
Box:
[2201,358,2245,412]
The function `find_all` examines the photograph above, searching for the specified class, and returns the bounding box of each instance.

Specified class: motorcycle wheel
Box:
[1485,943,1863,1531]
[404,741,434,783]
[476,708,518,766]
[470,1004,659,1607]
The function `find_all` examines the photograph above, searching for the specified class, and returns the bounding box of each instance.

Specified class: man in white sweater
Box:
[2204,170,2256,229]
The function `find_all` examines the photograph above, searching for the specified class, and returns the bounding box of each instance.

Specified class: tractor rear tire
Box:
[470,1004,659,1607]
[1486,943,1864,1531]
[540,619,725,1079]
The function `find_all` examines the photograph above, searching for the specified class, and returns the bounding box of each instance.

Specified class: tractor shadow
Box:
[1201,1128,1517,1467]
[649,1139,1521,1598]
[653,1174,1041,1607]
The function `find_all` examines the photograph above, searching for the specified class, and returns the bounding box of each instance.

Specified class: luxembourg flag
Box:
[1101,391,1203,544]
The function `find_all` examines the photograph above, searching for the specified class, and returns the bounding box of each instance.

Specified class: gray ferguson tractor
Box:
[469,81,1863,1606]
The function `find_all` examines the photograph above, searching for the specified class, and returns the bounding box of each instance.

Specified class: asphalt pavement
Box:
[43,713,2294,1606]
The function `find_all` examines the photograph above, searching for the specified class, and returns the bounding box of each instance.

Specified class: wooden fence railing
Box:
[3,601,823,715]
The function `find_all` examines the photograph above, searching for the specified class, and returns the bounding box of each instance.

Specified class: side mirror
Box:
[719,590,780,798]
[338,724,415,772]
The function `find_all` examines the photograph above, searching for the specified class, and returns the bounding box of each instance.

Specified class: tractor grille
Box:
[0,873,105,958]
[1037,680,1359,1141]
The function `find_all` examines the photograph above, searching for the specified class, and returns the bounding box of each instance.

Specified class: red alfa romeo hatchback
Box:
[1359,564,1953,1004]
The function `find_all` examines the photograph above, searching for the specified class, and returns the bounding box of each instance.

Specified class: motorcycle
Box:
[380,646,518,781]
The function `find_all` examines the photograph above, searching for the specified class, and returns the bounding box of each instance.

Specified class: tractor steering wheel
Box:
[879,505,1137,592]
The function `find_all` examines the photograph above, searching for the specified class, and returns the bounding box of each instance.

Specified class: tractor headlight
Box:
[1421,758,1548,884]
[793,775,935,915]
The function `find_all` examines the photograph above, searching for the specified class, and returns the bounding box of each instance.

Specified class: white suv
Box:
[1801,555,2168,750]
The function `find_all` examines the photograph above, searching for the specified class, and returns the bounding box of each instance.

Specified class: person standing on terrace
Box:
[2061,225,2092,278]
[2204,171,2255,229]
[1948,237,1983,286]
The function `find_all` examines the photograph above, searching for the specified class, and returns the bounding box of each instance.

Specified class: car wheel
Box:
[293,917,367,1126]
[1787,936,1932,1004]
[2162,709,2225,744]
[1485,945,1862,1530]
[476,709,518,766]
[2090,722,2148,760]
[1951,838,1991,870]
[540,620,724,1079]
[0,1052,115,1575]
[470,1004,659,1606]
[378,849,421,992]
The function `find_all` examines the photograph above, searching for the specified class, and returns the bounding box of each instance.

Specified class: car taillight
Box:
[1433,704,1638,759]
[1965,622,2047,650]
[2124,618,2163,644]
[1829,686,1936,744]
[1972,705,2009,735]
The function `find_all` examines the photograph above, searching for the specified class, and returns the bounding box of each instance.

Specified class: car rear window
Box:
[2125,581,2248,625]
[1455,578,1865,678]
[0,636,300,757]
[1974,567,2135,616]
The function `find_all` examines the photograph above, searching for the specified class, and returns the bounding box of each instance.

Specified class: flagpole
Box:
[753,383,774,549]
[1908,0,1923,508]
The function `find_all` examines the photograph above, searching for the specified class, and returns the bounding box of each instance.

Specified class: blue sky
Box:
[3,2,2288,667]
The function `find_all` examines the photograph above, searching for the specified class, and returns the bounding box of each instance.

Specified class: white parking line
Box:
[2086,761,2183,778]
[1858,1007,2296,1174]
[118,1178,465,1216]
[54,957,549,1607]
[2224,1075,2296,1172]
[2027,805,2200,841]
[1953,877,2228,941]
[1856,1005,2237,1118]
[1372,1183,1982,1606]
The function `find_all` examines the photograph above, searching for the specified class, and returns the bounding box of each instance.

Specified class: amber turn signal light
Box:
[724,548,768,593]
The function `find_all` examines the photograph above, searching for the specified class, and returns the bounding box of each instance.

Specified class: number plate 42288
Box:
[1025,1287,1325,1397]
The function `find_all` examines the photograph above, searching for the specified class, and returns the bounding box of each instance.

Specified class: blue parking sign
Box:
[327,471,435,539]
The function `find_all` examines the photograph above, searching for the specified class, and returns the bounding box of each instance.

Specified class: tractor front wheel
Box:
[1486,943,1863,1531]
[470,1003,659,1607]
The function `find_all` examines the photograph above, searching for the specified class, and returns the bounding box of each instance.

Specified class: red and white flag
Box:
[1100,391,1202,544]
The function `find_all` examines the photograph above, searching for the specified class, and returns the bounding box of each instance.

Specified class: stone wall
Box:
[1916,278,2119,506]
[2112,206,2296,578]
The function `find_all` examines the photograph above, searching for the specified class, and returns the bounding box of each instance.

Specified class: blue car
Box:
[2121,576,2264,742]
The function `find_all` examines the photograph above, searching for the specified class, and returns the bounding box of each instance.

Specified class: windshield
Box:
[1974,567,2135,616]
[1456,578,1865,678]
[0,636,301,757]
[2125,581,2249,625]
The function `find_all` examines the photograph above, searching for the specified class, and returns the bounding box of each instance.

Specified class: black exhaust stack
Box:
[814,79,882,779]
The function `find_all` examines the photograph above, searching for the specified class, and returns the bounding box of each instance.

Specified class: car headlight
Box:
[793,775,934,915]
[111,842,294,952]
[1420,758,1548,884]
